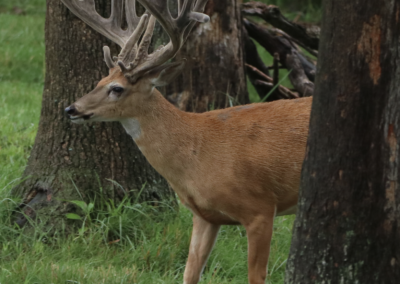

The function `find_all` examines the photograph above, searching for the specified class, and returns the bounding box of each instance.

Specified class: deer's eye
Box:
[112,86,124,93]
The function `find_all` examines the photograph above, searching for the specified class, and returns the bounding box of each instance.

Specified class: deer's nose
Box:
[65,105,77,116]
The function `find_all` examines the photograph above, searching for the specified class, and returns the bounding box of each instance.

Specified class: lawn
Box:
[0,0,320,283]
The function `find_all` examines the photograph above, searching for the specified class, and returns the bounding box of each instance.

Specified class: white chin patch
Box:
[70,117,87,124]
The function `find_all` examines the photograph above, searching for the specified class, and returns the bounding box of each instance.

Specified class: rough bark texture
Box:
[166,0,249,112]
[286,1,400,283]
[12,0,174,231]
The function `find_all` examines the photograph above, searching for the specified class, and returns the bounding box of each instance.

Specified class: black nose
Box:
[65,105,77,115]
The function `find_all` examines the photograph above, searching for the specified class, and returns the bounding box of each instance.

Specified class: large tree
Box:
[12,0,247,231]
[168,0,248,111]
[285,0,400,283]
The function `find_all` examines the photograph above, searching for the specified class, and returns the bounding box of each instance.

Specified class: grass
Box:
[0,2,44,200]
[0,196,295,283]
[0,0,321,283]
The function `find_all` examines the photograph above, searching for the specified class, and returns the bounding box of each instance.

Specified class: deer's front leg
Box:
[245,211,275,284]
[183,215,220,284]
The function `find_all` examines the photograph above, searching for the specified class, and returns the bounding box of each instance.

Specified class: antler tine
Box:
[103,46,116,69]
[135,15,157,60]
[117,14,156,72]
[118,14,149,64]
[125,0,141,34]
[63,0,210,77]
[120,0,209,81]
[110,0,124,33]
[61,0,136,47]
[140,0,210,45]
[182,0,210,40]
[137,0,177,47]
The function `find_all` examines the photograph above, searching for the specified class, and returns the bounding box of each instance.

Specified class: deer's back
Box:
[172,97,312,223]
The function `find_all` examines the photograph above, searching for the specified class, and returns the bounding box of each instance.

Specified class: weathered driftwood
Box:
[242,1,320,50]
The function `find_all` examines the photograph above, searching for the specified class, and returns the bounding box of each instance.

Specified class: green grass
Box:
[0,3,44,199]
[0,0,321,283]
[0,196,295,284]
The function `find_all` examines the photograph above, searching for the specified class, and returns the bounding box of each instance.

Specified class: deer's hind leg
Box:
[244,208,275,284]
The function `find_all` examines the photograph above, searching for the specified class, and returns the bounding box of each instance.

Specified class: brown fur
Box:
[69,69,311,284]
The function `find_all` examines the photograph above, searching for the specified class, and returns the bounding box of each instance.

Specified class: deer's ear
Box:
[147,60,186,87]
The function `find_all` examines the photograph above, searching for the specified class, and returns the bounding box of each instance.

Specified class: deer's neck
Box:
[120,89,196,183]
[120,117,141,140]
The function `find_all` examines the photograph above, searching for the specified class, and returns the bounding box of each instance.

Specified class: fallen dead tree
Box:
[242,1,319,100]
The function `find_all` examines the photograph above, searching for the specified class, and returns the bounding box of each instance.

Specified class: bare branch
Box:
[244,18,316,82]
[246,64,299,100]
[269,26,318,58]
[273,53,280,86]
[286,52,314,97]
[242,2,320,51]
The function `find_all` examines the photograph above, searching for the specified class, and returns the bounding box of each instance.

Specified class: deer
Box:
[61,0,311,283]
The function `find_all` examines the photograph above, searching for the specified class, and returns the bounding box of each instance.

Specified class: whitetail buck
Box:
[62,0,311,283]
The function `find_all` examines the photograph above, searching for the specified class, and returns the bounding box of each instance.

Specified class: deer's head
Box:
[63,0,209,124]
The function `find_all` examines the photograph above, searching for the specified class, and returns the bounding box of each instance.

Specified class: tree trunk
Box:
[12,0,174,231]
[285,1,400,283]
[166,0,249,112]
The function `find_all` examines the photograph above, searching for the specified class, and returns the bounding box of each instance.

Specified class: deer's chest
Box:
[173,184,239,225]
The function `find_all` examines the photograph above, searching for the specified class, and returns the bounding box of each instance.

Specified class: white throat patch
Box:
[120,118,141,140]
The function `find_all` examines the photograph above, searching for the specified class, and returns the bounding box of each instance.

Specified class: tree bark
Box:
[166,0,249,112]
[12,0,174,231]
[286,1,400,283]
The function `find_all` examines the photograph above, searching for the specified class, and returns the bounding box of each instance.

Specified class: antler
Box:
[61,0,210,82]
[61,0,144,68]
[122,0,210,81]
[61,0,142,46]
